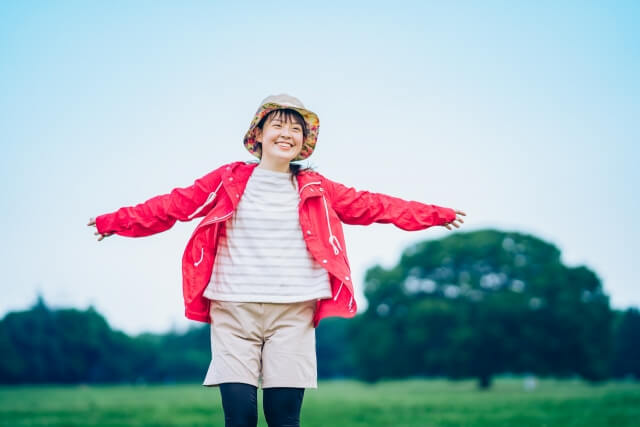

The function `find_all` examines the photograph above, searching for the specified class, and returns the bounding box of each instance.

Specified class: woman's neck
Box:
[258,158,290,173]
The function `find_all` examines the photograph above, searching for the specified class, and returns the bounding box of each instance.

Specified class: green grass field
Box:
[1,378,638,426]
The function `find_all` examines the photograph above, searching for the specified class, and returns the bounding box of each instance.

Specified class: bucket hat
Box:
[243,94,319,161]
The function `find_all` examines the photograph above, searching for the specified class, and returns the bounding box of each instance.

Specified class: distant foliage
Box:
[0,296,208,384]
[0,296,148,383]
[315,317,355,378]
[0,229,636,386]
[611,308,640,380]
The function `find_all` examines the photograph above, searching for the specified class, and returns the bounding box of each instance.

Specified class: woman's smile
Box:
[277,141,294,149]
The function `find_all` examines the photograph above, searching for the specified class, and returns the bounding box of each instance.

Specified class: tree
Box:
[0,297,156,384]
[316,317,355,378]
[611,308,640,379]
[350,229,613,388]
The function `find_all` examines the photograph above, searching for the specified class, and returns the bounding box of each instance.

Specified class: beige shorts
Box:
[202,299,318,389]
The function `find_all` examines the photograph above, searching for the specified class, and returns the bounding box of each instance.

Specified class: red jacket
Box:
[96,161,456,327]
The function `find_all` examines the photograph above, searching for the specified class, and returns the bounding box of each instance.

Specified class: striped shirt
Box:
[203,166,332,302]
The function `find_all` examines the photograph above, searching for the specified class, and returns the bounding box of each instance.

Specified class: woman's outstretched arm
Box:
[87,164,229,240]
[324,177,465,231]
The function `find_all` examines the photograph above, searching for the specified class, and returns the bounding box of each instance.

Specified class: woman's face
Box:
[256,111,305,164]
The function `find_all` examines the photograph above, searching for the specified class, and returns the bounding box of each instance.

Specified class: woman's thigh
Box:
[261,300,318,389]
[203,301,264,387]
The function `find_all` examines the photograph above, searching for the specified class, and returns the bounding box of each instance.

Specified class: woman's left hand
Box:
[442,210,466,230]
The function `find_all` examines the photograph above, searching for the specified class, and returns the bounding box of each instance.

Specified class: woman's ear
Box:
[254,127,262,143]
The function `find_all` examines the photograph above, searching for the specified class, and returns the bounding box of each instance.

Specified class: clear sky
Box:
[1,1,638,335]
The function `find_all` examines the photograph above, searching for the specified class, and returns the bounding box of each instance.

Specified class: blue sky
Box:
[1,1,638,334]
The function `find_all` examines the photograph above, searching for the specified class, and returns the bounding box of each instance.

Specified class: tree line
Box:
[1,230,638,388]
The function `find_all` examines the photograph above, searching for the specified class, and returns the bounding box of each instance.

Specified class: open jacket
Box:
[95,161,456,327]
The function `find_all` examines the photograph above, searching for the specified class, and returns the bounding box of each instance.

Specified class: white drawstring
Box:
[188,181,224,220]
[193,209,234,267]
[298,182,341,255]
[200,211,233,228]
[299,181,321,193]
[334,282,354,313]
[322,195,342,255]
[334,282,344,301]
[194,248,204,267]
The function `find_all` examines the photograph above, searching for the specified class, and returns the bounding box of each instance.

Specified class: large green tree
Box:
[351,229,612,388]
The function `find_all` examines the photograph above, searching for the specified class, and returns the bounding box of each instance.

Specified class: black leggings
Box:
[219,382,305,427]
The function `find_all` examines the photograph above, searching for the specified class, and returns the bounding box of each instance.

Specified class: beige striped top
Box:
[203,166,332,302]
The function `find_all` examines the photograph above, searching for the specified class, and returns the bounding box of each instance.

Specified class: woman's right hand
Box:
[88,217,113,241]
[442,210,466,231]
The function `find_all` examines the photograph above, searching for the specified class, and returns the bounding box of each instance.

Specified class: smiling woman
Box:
[88,93,465,427]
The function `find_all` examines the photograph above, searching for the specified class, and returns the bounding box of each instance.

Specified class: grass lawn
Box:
[0,378,638,426]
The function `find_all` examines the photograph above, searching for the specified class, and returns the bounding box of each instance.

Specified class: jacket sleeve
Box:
[95,165,226,238]
[324,177,457,231]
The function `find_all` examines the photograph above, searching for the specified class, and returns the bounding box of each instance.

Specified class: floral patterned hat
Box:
[243,94,319,161]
